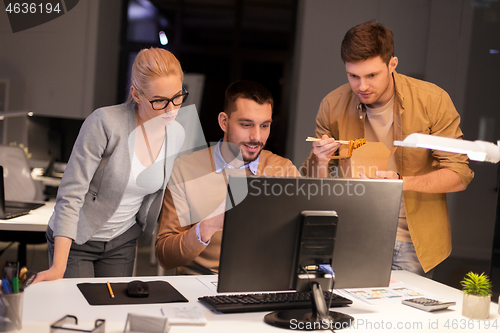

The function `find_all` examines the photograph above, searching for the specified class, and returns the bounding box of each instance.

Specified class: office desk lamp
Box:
[394,133,500,302]
[394,133,500,163]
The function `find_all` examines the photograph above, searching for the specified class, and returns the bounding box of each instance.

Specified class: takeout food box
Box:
[329,142,397,178]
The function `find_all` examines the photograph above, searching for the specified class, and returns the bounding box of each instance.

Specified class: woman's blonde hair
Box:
[127,48,183,104]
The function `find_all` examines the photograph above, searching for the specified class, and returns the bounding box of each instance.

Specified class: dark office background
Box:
[118,0,298,157]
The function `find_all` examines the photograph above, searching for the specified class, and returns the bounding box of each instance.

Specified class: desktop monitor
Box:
[218,176,403,293]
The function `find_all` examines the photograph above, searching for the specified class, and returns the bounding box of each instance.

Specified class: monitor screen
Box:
[218,176,403,293]
[27,115,84,163]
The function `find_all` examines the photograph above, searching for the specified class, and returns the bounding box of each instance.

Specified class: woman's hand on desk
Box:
[33,236,72,283]
[33,266,65,283]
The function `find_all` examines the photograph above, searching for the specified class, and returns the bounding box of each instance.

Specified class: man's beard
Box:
[227,141,264,164]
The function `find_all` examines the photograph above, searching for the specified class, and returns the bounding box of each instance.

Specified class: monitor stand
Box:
[263,282,354,330]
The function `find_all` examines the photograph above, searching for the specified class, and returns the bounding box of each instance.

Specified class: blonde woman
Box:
[35,48,187,281]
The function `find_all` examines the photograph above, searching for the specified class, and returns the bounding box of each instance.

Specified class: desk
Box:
[19,271,499,333]
[0,202,54,266]
[0,202,54,232]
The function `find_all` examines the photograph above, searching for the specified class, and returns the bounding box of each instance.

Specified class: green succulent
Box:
[460,272,492,297]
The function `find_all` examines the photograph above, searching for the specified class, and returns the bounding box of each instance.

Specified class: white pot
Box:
[462,293,490,320]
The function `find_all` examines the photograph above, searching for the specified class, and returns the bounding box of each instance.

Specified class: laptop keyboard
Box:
[2,207,31,219]
[1,202,44,219]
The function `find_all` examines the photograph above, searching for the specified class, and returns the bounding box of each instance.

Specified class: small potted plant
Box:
[460,271,492,319]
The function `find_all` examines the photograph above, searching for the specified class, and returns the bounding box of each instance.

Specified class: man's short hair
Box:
[341,20,394,65]
[223,80,274,116]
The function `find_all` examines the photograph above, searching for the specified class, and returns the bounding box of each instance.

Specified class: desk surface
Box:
[18,270,499,333]
[0,201,54,232]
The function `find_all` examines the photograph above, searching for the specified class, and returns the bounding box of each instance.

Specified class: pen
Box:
[107,281,115,298]
[1,278,12,294]
[12,277,19,293]
[19,267,28,283]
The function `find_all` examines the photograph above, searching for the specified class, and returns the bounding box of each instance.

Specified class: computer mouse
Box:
[127,280,149,298]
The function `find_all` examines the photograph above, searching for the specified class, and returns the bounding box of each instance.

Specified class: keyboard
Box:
[198,290,352,313]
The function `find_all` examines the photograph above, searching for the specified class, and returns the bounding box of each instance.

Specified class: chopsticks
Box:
[306,137,350,144]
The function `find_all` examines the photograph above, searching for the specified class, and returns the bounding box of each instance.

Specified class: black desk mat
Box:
[77,280,188,306]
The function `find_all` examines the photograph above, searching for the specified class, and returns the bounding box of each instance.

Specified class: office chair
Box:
[0,144,46,267]
[0,144,44,201]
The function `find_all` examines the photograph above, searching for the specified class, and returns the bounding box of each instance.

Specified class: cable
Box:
[299,265,338,332]
[319,264,337,332]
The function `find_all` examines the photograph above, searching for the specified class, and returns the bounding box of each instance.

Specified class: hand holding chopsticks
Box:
[306,137,349,144]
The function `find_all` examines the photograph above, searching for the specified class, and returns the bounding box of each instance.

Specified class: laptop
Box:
[0,165,45,219]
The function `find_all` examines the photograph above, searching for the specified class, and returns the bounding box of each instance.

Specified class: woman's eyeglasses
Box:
[139,89,189,110]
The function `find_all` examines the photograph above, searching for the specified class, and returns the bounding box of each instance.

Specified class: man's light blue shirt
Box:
[213,139,259,175]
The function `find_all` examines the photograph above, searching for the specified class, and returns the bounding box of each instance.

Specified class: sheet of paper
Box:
[339,282,439,305]
[160,305,207,326]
